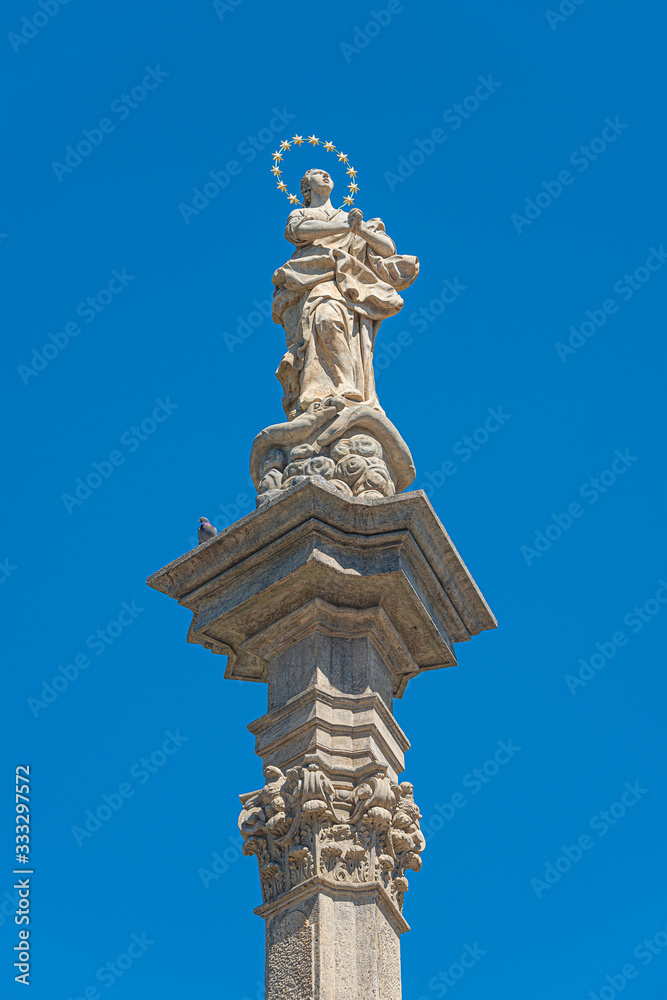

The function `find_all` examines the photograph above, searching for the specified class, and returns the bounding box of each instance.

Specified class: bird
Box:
[197,517,217,544]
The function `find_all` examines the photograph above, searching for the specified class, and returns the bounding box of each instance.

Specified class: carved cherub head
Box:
[259,449,286,478]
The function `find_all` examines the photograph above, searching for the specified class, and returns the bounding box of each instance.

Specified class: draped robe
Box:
[272,206,419,419]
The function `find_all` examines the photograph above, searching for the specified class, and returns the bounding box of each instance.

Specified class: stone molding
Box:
[146,484,497,697]
[241,599,417,680]
[248,685,411,778]
[255,875,410,936]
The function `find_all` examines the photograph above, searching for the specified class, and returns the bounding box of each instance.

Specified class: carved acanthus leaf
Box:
[238,763,424,911]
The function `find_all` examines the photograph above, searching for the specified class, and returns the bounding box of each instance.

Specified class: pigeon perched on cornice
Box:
[197,517,217,544]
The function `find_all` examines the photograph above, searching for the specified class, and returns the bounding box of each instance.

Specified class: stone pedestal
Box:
[147,482,496,999]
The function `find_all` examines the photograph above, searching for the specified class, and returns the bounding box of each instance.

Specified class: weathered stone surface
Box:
[239,760,424,914]
[262,882,404,1000]
[147,162,499,996]
[251,401,417,502]
[272,169,418,422]
[249,164,421,503]
[146,481,496,697]
[147,481,496,998]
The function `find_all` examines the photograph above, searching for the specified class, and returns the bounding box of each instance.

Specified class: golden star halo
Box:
[270,135,359,209]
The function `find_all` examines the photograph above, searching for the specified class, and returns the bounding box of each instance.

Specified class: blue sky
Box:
[2,1,666,997]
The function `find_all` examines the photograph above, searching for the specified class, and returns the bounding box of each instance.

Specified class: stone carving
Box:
[249,166,419,503]
[250,398,416,502]
[239,762,424,912]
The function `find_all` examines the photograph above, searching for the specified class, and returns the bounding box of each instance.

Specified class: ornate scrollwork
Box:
[238,762,424,911]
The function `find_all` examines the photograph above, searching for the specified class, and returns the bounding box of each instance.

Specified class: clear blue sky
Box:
[3,1,666,998]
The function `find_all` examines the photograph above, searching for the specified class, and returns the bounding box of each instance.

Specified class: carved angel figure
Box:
[391,781,426,857]
[238,765,290,842]
[272,168,419,420]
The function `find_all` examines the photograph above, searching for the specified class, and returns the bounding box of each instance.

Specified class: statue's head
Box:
[300,168,333,207]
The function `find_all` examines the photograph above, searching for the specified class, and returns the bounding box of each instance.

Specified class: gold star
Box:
[277,181,287,191]
[288,193,300,204]
[272,151,283,161]
[280,139,291,151]
[307,135,319,145]
[346,167,357,177]
[292,134,304,145]
[337,151,348,162]
[343,195,355,206]
[271,165,281,175]
[323,140,335,152]
[348,183,359,193]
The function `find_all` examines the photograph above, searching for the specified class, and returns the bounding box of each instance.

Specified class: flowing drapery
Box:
[272,206,419,419]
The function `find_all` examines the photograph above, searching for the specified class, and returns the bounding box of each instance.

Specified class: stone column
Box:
[147,482,495,999]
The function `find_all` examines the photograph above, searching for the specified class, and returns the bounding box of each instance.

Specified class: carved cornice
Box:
[241,599,417,679]
[146,484,497,698]
[254,874,411,936]
[249,685,410,750]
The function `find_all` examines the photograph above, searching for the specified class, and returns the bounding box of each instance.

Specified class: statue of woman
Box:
[272,168,419,420]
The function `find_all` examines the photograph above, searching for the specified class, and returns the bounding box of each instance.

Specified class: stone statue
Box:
[249,166,419,504]
[273,168,419,419]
